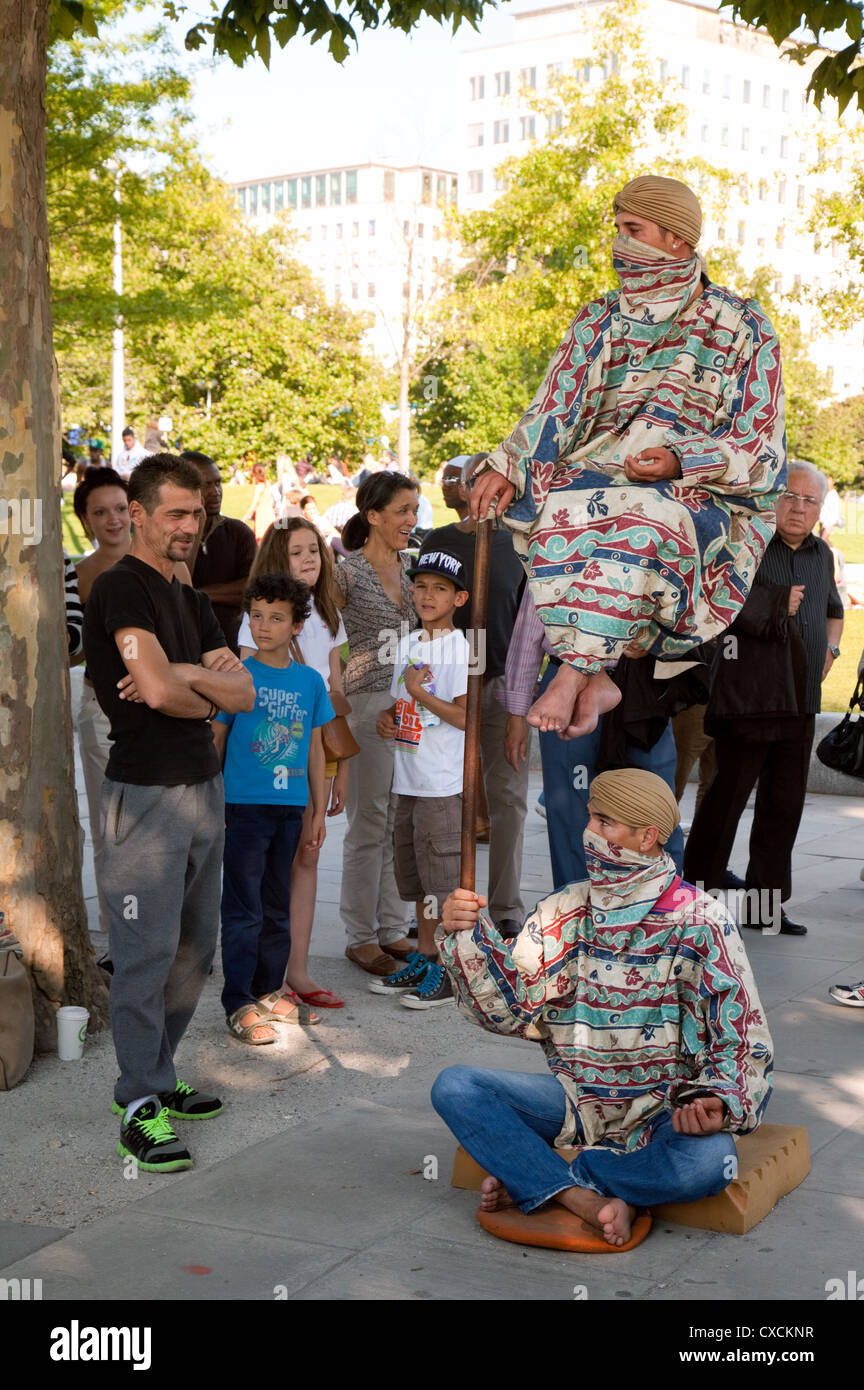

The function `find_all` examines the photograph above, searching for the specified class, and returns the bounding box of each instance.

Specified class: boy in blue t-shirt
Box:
[212,574,334,1044]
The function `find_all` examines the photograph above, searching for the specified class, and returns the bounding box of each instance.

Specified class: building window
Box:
[701,124,709,143]
[494,174,507,192]
[739,174,748,199]
[345,170,357,204]
[330,172,342,204]
[335,223,343,239]
[547,111,564,134]
[722,74,732,98]
[720,126,728,146]
[778,179,786,204]
[287,178,297,209]
[520,65,536,89]
[422,171,433,204]
[717,224,726,242]
[261,182,271,212]
[547,61,563,80]
[334,285,342,301]
[320,224,327,240]
[383,170,395,202]
[468,122,484,147]
[495,70,510,97]
[758,179,767,200]
[417,223,424,238]
[450,176,458,203]
[314,174,325,206]
[236,187,247,213]
[403,219,410,235]
[702,69,711,94]
[274,182,284,212]
[520,115,536,140]
[659,59,669,80]
[494,119,510,143]
[470,75,485,100]
[437,175,446,200]
[301,176,311,209]
[780,135,789,158]
[737,220,746,244]
[468,170,483,194]
[762,84,770,107]
[681,65,690,89]
[351,284,359,300]
[782,88,790,112]
[249,184,258,214]
[797,183,805,208]
[351,252,359,269]
[741,128,749,150]
[367,282,375,299]
[352,221,359,237]
[742,79,751,104]
[776,225,785,248]
[773,275,782,293]
[368,219,376,236]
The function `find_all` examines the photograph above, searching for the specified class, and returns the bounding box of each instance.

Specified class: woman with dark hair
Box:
[334,471,421,975]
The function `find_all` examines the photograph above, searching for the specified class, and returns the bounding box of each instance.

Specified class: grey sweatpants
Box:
[100,775,225,1105]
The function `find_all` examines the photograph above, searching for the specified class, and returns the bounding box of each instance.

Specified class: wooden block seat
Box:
[452,1124,810,1236]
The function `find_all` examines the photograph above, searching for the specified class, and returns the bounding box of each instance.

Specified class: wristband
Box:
[206,700,218,721]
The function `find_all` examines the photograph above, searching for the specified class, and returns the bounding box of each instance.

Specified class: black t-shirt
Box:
[83,555,226,786]
[191,516,257,653]
[419,523,526,679]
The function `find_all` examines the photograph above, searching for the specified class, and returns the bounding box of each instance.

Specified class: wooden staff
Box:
[460,515,493,891]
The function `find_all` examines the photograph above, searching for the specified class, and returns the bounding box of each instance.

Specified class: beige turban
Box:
[589,768,680,845]
[613,175,702,248]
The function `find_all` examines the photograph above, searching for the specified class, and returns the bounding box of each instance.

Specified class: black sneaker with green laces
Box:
[116,1100,193,1173]
[112,1080,222,1121]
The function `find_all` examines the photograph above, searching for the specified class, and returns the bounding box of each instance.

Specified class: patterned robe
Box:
[437,862,773,1152]
[485,276,786,672]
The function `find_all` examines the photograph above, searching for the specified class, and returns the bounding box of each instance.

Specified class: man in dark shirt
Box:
[419,455,528,935]
[683,463,843,936]
[83,454,255,1173]
[183,451,257,653]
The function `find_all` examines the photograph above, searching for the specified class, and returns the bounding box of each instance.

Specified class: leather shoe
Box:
[779,913,808,936]
[381,939,415,960]
[345,946,397,976]
[722,870,747,891]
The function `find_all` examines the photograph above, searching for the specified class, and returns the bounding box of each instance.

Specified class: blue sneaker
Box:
[401,961,454,1010]
[368,952,432,995]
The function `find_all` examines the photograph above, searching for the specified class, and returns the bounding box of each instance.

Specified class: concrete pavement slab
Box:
[0,1221,66,1267]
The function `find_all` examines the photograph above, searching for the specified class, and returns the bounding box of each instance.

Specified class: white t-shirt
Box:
[114,442,149,480]
[237,600,347,689]
[390,626,469,797]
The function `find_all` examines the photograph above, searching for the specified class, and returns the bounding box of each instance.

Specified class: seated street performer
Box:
[470,175,786,739]
[431,768,773,1248]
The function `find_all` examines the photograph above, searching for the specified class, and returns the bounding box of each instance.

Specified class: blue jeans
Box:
[220,802,304,1016]
[431,1066,736,1213]
[538,665,684,888]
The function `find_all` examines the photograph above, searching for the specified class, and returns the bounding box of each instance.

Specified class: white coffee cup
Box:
[57,1005,89,1061]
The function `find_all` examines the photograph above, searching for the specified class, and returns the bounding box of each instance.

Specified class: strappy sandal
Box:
[257,990,319,1026]
[227,1005,277,1045]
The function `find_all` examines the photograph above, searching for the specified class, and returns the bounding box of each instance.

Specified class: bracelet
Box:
[206,700,218,721]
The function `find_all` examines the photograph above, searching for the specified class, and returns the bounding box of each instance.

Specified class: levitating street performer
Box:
[432,769,773,1248]
[470,175,786,738]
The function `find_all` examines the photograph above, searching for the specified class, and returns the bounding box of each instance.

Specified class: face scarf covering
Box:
[583,827,677,938]
[612,233,704,325]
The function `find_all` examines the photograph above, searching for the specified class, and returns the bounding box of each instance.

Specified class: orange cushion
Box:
[476,1205,652,1253]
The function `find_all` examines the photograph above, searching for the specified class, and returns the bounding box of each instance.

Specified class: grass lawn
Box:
[834,498,864,564]
[822,607,864,713]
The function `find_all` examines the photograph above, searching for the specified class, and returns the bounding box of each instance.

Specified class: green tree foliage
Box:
[48,15,385,465]
[719,1,864,114]
[411,6,741,463]
[800,394,864,484]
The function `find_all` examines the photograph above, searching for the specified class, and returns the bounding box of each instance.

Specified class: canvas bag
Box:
[0,917,35,1089]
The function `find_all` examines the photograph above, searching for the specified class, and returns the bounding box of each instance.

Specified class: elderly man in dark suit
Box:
[683,462,844,936]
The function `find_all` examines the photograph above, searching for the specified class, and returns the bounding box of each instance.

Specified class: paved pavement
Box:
[1,676,862,1301]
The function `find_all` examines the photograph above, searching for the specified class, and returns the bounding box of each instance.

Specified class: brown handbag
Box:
[0,947,35,1090]
[291,640,360,763]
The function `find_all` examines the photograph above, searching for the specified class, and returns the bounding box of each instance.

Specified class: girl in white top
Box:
[239,517,349,1011]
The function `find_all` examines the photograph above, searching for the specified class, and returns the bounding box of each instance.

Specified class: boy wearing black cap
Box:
[375,551,471,1009]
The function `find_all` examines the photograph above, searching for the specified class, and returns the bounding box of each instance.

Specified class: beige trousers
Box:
[76,682,112,932]
[672,703,716,812]
[340,689,412,947]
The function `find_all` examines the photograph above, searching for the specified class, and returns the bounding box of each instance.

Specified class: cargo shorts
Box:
[393,792,462,913]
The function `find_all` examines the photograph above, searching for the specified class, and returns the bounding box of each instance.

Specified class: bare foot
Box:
[527,662,589,733]
[560,668,622,740]
[479,1176,516,1212]
[553,1184,635,1246]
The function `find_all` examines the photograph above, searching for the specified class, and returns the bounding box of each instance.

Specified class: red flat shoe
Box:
[295,988,345,1009]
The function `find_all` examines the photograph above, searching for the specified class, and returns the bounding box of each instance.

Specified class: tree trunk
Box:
[0,0,108,1049]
